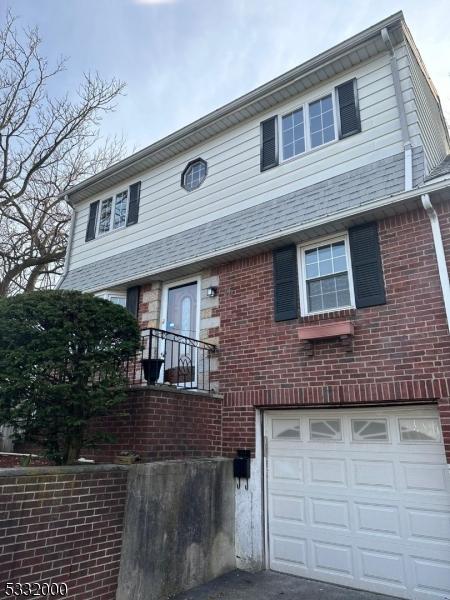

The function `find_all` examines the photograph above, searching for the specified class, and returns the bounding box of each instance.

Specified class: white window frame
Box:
[309,418,343,442]
[297,233,355,317]
[95,290,127,307]
[183,161,207,192]
[279,89,339,163]
[96,188,130,238]
[398,417,442,443]
[351,418,390,443]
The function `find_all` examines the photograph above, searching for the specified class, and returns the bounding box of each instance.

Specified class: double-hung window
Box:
[299,235,354,315]
[97,190,129,236]
[281,92,336,161]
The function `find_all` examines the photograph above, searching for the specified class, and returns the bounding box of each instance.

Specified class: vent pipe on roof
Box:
[381,27,413,191]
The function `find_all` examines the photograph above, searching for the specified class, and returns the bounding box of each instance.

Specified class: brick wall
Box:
[0,465,128,600]
[216,205,450,458]
[86,387,223,462]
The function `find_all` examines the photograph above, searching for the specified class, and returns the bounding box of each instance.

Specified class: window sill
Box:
[298,308,356,324]
[280,136,339,166]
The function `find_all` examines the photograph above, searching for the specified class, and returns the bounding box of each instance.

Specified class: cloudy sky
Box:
[3,0,449,154]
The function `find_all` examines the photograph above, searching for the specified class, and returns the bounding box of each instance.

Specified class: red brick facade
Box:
[87,387,222,463]
[0,466,128,600]
[216,205,450,460]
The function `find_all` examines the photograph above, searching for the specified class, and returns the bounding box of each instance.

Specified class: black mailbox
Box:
[233,449,251,489]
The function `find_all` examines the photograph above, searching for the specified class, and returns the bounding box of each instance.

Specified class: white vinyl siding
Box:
[69,47,420,275]
[404,43,449,173]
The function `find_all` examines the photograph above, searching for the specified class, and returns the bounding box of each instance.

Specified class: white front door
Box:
[266,406,450,599]
[160,279,200,386]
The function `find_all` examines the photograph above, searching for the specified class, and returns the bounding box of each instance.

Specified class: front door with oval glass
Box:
[161,281,198,387]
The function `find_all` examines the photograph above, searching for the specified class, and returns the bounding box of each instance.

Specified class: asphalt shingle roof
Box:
[424,155,450,182]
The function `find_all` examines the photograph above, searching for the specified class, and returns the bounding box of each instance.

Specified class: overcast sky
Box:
[2,0,449,154]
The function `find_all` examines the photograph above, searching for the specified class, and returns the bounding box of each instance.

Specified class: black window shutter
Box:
[349,222,386,308]
[126,181,141,226]
[85,200,99,242]
[260,116,278,171]
[336,79,361,139]
[126,286,140,317]
[273,245,299,321]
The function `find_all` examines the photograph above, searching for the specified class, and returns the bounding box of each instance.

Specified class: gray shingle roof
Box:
[424,155,450,182]
[61,148,423,292]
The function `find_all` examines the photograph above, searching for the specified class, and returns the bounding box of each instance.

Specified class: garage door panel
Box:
[310,497,350,530]
[402,463,449,493]
[271,493,305,522]
[309,457,347,486]
[355,501,401,537]
[351,458,396,489]
[407,508,450,543]
[266,407,450,600]
[271,535,308,568]
[411,557,450,599]
[271,456,304,481]
[312,540,354,576]
[358,547,406,585]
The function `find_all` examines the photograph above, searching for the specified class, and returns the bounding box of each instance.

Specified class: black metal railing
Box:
[123,328,217,392]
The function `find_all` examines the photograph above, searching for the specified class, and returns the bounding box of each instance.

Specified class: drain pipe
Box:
[56,195,75,289]
[381,27,413,191]
[422,194,450,331]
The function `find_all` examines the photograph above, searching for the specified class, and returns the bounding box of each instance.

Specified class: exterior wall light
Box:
[207,286,218,298]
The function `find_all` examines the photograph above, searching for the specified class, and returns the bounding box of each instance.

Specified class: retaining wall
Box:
[116,458,235,600]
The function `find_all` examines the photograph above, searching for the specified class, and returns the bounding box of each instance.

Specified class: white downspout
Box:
[381,27,413,191]
[56,195,76,289]
[421,194,450,331]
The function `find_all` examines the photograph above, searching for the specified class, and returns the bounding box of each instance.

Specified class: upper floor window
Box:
[85,180,141,243]
[282,108,305,160]
[263,79,360,172]
[309,94,335,148]
[98,190,129,236]
[182,158,207,192]
[299,235,354,315]
[281,93,336,161]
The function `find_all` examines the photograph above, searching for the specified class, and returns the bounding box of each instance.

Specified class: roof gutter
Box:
[421,194,450,332]
[381,27,413,191]
[79,176,450,294]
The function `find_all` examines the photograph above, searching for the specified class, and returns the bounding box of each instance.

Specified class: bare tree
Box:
[0,12,126,296]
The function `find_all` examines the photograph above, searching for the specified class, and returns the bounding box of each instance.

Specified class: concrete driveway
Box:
[173,570,400,600]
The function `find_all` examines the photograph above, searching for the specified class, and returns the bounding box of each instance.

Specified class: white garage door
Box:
[266,406,450,599]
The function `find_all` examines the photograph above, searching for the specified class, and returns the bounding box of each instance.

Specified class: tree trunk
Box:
[63,433,83,465]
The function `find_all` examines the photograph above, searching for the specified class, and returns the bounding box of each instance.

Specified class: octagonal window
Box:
[182,159,207,192]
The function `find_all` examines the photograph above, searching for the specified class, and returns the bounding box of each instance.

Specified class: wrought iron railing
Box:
[123,328,217,392]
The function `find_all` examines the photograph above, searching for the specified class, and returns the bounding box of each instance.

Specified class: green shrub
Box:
[0,290,141,464]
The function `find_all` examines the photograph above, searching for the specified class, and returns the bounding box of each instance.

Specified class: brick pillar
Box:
[138,282,162,329]
[199,270,220,393]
